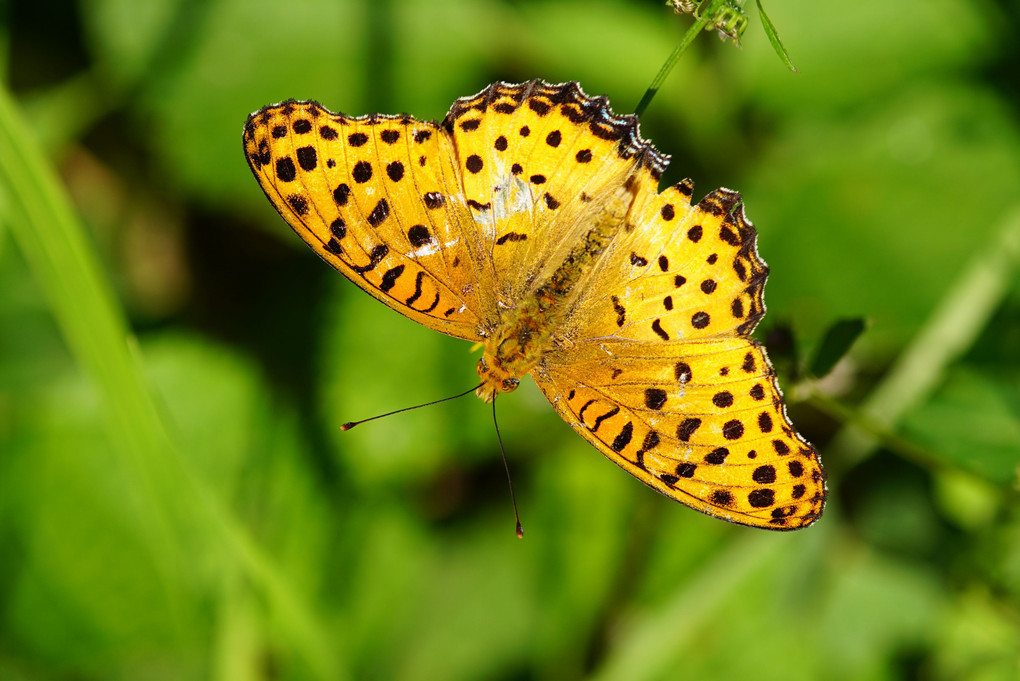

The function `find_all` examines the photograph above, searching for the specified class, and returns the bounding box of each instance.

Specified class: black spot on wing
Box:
[711,490,733,506]
[722,420,745,440]
[676,418,701,442]
[753,465,777,484]
[644,388,667,410]
[705,447,728,464]
[276,157,296,182]
[330,218,346,239]
[386,161,404,182]
[611,296,626,327]
[287,195,308,215]
[611,422,633,452]
[296,146,317,171]
[496,232,527,245]
[333,183,351,206]
[407,225,431,247]
[367,199,389,226]
[380,265,404,292]
[674,362,692,383]
[352,161,372,183]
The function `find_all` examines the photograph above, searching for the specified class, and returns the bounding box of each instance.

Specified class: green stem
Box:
[806,391,940,472]
[827,207,1020,466]
[634,0,726,117]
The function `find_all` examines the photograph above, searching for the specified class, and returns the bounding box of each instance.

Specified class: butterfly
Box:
[243,80,826,530]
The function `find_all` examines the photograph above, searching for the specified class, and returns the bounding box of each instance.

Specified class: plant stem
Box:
[827,207,1020,465]
[635,0,726,117]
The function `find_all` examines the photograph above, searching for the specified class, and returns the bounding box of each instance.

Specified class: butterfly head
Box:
[475,354,521,402]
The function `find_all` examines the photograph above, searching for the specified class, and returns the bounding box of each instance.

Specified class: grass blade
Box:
[827,208,1020,465]
[756,0,798,72]
[0,83,344,680]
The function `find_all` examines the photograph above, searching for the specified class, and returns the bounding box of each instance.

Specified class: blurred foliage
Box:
[1,1,1019,680]
[808,317,866,378]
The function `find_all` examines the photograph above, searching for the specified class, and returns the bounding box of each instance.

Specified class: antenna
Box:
[493,396,524,539]
[341,381,524,539]
[340,383,482,431]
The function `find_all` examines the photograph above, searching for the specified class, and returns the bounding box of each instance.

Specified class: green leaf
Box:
[757,0,798,72]
[809,317,868,377]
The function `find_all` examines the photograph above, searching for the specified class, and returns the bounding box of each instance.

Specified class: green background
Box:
[1,0,1019,679]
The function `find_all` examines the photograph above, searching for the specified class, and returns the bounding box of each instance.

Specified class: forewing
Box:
[243,100,487,340]
[442,80,668,306]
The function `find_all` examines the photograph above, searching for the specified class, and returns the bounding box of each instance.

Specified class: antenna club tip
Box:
[340,422,356,431]
[516,522,524,539]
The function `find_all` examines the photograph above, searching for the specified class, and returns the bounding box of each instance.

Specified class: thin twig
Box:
[635,0,726,116]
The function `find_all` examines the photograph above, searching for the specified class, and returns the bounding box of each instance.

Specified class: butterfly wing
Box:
[244,83,825,529]
[243,100,490,340]
[441,81,669,308]
[244,82,669,339]
[535,184,825,530]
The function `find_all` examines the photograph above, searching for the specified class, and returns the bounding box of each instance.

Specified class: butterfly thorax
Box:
[475,184,637,402]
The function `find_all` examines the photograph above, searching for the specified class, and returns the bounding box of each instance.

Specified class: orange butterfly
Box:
[243,80,825,530]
